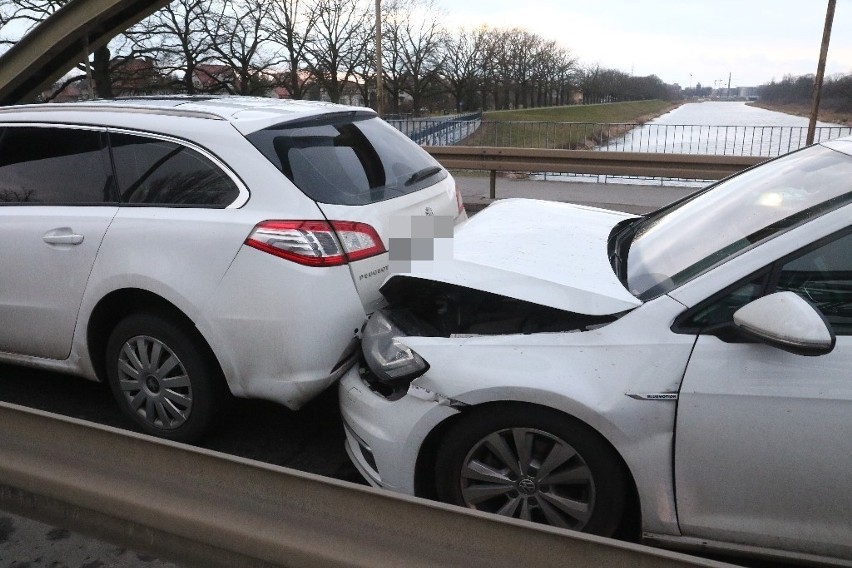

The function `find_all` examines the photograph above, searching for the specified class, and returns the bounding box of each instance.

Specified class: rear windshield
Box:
[246,112,447,205]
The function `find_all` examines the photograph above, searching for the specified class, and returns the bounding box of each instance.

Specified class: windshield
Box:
[626,144,852,300]
[246,114,447,206]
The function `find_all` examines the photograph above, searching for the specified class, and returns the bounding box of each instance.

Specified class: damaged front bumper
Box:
[339,364,461,493]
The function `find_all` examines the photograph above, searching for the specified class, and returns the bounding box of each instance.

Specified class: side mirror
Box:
[733,291,835,356]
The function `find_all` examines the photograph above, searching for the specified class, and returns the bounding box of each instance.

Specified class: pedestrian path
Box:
[0,511,179,567]
[456,174,702,215]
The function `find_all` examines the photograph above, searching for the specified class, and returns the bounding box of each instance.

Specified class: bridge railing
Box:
[393,119,851,157]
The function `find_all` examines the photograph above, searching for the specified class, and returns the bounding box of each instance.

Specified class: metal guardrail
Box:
[425,146,765,198]
[0,402,730,567]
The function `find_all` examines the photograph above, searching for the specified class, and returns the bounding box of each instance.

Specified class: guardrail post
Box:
[489,170,497,199]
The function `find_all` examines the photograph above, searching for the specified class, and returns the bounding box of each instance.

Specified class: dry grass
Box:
[460,100,680,149]
[748,101,849,126]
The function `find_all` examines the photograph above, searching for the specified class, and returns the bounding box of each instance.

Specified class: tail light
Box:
[454,183,465,215]
[245,220,385,266]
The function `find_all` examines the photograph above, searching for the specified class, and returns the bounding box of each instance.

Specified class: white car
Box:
[340,136,852,565]
[0,96,465,441]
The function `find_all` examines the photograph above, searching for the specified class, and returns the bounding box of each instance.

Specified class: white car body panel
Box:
[675,335,852,560]
[0,206,117,359]
[199,247,365,408]
[391,199,641,315]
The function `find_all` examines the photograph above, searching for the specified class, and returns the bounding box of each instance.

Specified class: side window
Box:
[677,231,852,337]
[0,126,114,204]
[109,132,239,207]
[776,232,852,335]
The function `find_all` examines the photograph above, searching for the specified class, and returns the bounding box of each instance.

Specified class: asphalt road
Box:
[0,363,362,483]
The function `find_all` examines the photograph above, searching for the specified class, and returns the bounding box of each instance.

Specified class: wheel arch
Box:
[87,288,225,389]
[414,400,642,541]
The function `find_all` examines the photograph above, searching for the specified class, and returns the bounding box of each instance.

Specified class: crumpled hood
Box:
[384,198,643,315]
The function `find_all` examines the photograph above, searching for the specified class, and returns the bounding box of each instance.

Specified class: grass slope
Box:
[748,101,849,126]
[465,100,679,149]
[483,100,677,123]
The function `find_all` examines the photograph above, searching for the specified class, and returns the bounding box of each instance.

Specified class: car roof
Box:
[0,95,376,133]
[823,135,852,157]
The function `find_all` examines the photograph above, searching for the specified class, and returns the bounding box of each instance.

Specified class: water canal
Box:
[607,101,850,157]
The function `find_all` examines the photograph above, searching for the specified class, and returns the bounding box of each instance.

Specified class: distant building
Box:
[192,64,237,93]
[738,86,760,100]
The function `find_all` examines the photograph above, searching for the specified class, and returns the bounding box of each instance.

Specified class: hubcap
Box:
[117,335,192,430]
[459,427,595,530]
[517,476,537,495]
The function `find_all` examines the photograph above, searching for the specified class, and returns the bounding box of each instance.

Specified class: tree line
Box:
[0,0,682,113]
[759,73,852,114]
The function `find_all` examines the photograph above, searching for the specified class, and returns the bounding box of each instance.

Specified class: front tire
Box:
[105,313,222,443]
[434,405,627,536]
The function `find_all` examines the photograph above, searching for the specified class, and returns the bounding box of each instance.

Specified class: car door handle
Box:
[43,230,85,245]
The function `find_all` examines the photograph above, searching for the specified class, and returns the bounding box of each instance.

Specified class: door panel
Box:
[675,337,852,558]
[0,208,116,358]
[674,229,852,559]
[0,125,117,359]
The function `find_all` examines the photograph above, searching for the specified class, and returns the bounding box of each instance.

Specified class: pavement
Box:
[0,175,707,568]
[455,172,703,215]
[0,512,177,568]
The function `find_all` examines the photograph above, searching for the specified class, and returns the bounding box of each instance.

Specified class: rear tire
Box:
[434,405,627,536]
[105,312,223,443]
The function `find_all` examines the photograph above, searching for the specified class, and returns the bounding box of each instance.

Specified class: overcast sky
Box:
[435,0,852,88]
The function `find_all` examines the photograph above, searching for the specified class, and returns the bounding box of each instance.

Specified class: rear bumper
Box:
[200,247,367,409]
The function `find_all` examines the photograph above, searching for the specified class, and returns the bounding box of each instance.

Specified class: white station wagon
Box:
[341,136,852,565]
[0,96,465,441]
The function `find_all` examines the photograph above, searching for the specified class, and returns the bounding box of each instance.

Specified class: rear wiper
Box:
[405,166,443,186]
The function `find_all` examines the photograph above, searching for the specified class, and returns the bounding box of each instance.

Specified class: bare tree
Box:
[0,0,67,46]
[351,34,376,108]
[268,0,316,99]
[303,0,372,103]
[441,27,483,112]
[125,0,214,94]
[203,0,280,95]
[392,0,445,114]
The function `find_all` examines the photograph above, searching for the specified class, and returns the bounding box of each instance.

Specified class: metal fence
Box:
[390,118,852,157]
[385,112,482,146]
[604,123,852,156]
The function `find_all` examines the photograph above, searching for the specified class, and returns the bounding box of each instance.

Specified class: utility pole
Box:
[375,0,384,117]
[807,0,836,145]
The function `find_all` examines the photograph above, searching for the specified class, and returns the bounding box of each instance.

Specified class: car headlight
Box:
[362,310,429,383]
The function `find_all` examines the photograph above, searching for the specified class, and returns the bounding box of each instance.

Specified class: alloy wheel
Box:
[459,427,596,530]
[116,335,193,430]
